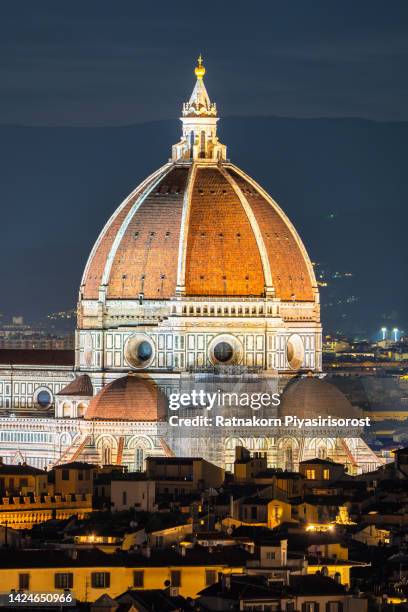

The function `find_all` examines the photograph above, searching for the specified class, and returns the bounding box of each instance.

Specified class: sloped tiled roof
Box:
[57,374,93,397]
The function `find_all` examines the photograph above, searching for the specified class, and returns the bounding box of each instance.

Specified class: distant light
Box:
[381,327,387,340]
[306,523,335,532]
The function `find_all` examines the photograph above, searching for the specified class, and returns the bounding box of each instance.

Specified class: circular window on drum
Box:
[208,335,243,366]
[124,334,155,369]
[35,388,53,408]
[286,334,305,370]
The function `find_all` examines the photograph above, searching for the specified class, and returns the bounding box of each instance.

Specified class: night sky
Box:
[0,1,407,337]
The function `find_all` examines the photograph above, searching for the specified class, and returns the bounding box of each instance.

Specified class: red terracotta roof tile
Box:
[57,374,93,397]
[84,375,167,422]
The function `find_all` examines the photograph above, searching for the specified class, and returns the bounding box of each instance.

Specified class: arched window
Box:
[318,445,327,459]
[200,131,206,158]
[77,403,87,418]
[135,448,144,472]
[103,446,111,465]
[284,446,293,471]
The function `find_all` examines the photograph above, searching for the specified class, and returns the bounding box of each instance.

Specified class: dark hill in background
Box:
[0,117,406,337]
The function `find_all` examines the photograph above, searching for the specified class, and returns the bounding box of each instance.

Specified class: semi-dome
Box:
[80,58,317,306]
[84,375,168,421]
[279,377,361,420]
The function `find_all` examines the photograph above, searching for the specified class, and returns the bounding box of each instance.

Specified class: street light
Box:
[381,327,387,340]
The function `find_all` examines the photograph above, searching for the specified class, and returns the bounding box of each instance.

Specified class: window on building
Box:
[78,471,83,481]
[326,603,342,612]
[251,506,257,520]
[213,341,234,363]
[103,447,112,465]
[170,570,181,587]
[19,478,28,488]
[205,570,216,586]
[91,572,110,588]
[18,574,30,590]
[302,602,319,612]
[284,447,293,471]
[37,389,52,407]
[137,341,153,363]
[318,446,327,459]
[135,448,144,472]
[272,506,280,521]
[122,491,127,506]
[54,573,73,589]
[306,470,316,480]
[133,571,144,587]
[323,469,330,480]
[61,470,69,481]
[266,551,276,560]
[77,403,86,418]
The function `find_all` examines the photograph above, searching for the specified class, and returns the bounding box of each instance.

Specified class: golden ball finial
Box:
[195,54,206,79]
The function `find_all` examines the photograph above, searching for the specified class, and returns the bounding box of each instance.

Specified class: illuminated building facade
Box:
[0,59,380,474]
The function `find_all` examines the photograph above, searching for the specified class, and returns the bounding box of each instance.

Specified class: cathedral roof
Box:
[279,377,361,420]
[57,374,93,397]
[80,59,317,306]
[84,375,167,422]
[81,164,316,302]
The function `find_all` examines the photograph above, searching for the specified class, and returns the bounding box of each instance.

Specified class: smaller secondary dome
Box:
[279,377,361,420]
[84,375,168,422]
